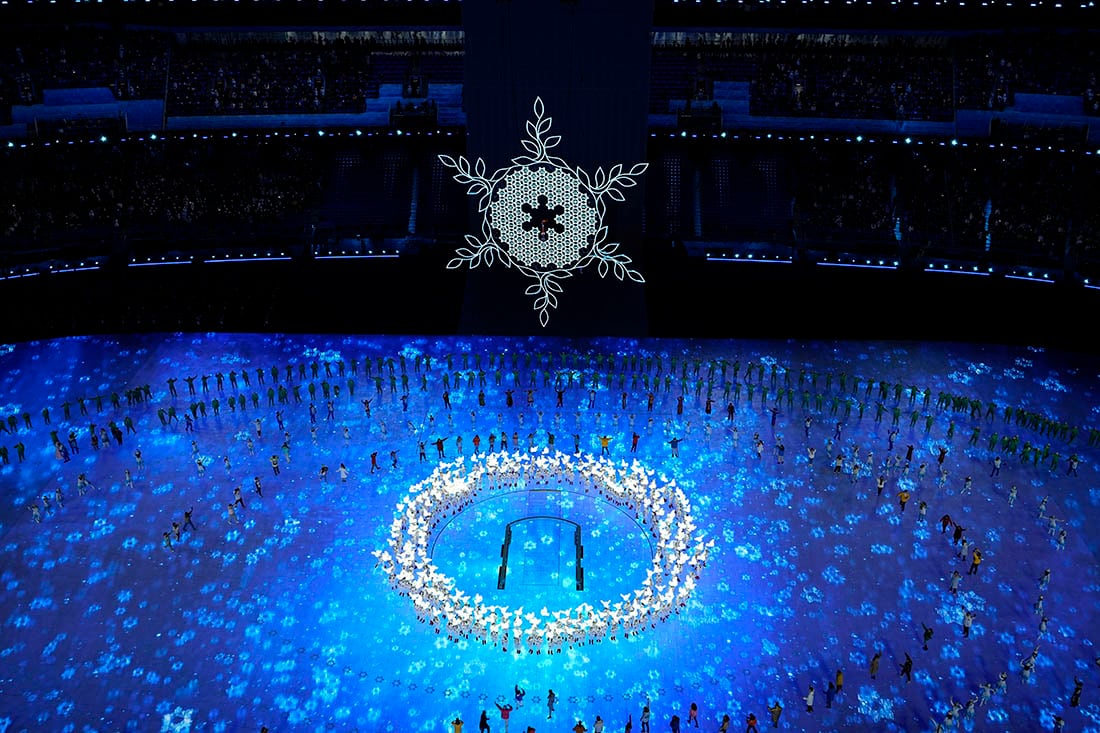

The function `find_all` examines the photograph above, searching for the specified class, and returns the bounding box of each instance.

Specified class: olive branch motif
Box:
[438,97,648,327]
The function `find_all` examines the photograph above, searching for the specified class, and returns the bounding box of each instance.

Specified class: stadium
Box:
[0,1,1098,731]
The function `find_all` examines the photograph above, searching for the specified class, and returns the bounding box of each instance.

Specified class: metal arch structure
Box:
[497,514,585,591]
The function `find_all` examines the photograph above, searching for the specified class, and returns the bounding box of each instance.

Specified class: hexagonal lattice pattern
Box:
[489,166,598,268]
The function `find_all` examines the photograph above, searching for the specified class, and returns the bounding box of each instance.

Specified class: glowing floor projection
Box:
[0,334,1098,732]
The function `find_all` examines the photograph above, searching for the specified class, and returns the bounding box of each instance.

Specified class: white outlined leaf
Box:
[616,177,637,188]
[626,268,646,283]
[543,135,561,149]
[439,154,459,169]
[533,97,544,119]
[446,258,465,270]
[521,140,540,155]
[474,158,486,177]
[539,309,550,327]
[629,163,649,176]
[606,188,626,202]
[598,259,609,278]
[525,284,541,295]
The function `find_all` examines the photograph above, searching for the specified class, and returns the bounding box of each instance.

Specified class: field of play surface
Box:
[1,333,1098,732]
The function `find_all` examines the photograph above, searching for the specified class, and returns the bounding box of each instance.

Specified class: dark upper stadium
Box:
[1,0,1098,346]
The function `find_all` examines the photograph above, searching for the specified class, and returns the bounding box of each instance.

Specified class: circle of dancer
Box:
[374,450,713,654]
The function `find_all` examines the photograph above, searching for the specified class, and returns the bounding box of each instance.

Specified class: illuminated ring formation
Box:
[375,451,712,653]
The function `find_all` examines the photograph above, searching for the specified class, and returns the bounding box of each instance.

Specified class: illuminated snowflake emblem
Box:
[439,97,648,326]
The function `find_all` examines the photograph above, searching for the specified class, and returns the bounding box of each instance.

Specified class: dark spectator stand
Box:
[0,3,1098,349]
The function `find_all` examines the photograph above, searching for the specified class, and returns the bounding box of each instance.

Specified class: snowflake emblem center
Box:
[521,195,564,238]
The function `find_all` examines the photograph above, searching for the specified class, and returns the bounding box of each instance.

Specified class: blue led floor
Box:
[0,334,1098,732]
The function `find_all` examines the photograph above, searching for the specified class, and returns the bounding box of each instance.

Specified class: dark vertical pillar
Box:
[457,0,654,335]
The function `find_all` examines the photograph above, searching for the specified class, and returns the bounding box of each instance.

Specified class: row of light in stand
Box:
[128,248,400,267]
[0,258,106,282]
[705,253,905,269]
[654,131,1100,156]
[130,252,292,266]
[4,129,456,150]
[0,248,402,281]
[3,130,1097,156]
[703,252,1092,286]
